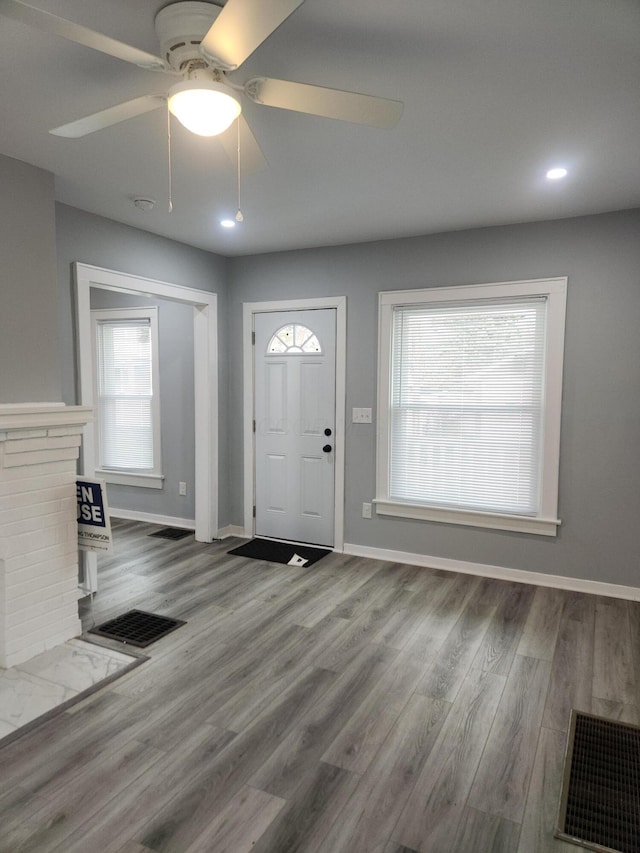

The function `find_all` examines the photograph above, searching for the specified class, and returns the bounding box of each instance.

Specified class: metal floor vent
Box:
[557,711,640,853]
[90,610,186,648]
[148,527,192,540]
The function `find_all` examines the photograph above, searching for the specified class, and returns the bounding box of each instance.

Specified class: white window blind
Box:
[390,297,547,516]
[96,318,155,471]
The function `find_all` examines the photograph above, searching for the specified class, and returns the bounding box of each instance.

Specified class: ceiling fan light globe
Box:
[168,80,241,137]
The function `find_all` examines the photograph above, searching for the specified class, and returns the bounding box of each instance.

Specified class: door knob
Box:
[323,444,332,453]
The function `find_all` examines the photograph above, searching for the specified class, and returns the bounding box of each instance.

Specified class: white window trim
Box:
[91,306,163,489]
[93,470,164,489]
[375,277,567,536]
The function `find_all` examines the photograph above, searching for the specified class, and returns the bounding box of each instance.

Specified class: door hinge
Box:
[253,505,256,518]
[252,331,255,345]
[253,419,256,433]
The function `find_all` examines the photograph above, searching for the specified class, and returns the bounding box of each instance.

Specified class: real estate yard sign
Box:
[76,478,112,553]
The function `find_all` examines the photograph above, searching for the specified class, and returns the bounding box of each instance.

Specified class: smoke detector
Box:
[133,197,156,212]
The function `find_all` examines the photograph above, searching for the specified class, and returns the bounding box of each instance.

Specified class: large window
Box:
[91,307,163,489]
[376,278,567,535]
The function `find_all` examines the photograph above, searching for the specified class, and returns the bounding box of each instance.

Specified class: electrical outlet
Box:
[179,482,187,496]
[362,502,372,519]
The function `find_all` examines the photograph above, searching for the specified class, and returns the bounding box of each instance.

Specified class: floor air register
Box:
[557,711,640,853]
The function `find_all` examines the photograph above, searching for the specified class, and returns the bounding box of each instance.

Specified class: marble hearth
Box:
[0,404,93,668]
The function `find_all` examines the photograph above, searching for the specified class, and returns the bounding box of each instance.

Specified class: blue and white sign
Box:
[76,478,112,553]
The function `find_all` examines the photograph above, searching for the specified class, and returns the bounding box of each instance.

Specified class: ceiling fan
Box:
[0,0,404,157]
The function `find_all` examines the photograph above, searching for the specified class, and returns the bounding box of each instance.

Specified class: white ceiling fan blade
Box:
[50,95,166,138]
[218,115,268,174]
[201,0,305,71]
[0,0,167,70]
[246,77,404,128]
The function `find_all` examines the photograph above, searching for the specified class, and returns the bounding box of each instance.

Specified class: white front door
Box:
[254,309,336,547]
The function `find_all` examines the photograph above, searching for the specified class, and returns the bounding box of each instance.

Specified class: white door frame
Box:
[243,296,347,551]
[75,262,218,579]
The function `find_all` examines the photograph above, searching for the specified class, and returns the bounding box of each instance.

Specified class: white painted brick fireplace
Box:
[0,404,93,668]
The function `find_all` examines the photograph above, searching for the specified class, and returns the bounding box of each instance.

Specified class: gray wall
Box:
[55,203,231,527]
[90,289,196,521]
[0,155,60,402]
[228,208,640,588]
[5,165,636,585]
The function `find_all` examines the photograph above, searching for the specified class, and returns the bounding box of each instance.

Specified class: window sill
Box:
[373,498,560,537]
[96,470,164,490]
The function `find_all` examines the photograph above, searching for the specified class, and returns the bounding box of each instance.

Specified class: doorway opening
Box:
[75,263,218,590]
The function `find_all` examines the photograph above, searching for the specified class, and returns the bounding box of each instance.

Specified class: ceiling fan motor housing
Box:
[155,1,222,71]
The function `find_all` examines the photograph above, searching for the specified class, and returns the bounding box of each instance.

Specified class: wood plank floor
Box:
[1,519,639,853]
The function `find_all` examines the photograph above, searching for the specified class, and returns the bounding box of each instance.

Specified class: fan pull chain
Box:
[235,117,243,222]
[166,102,173,213]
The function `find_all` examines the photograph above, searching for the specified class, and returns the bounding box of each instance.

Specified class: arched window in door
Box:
[267,323,322,354]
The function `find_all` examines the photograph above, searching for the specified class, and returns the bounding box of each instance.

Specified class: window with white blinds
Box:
[376,279,567,536]
[91,307,162,487]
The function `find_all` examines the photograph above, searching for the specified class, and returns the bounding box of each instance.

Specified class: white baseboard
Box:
[343,542,640,602]
[110,511,249,541]
[109,508,195,530]
[217,524,248,540]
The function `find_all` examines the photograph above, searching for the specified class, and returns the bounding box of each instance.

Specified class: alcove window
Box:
[91,306,163,489]
[267,324,322,354]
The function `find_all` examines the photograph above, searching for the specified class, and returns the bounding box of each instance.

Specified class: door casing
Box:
[243,296,347,551]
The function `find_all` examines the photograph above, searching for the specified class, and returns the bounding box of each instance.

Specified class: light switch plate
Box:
[352,407,372,423]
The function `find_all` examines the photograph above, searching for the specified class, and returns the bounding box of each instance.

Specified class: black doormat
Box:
[89,610,186,648]
[148,527,192,540]
[557,711,640,853]
[228,538,330,567]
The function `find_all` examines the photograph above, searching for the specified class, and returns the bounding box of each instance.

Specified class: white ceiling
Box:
[1,0,639,256]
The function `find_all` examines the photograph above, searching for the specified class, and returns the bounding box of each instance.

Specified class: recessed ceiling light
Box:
[220,219,236,228]
[546,167,568,180]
